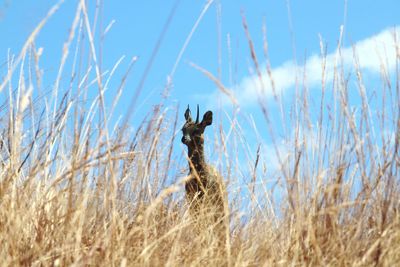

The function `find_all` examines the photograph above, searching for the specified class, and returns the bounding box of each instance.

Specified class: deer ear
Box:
[201,111,213,127]
[184,105,192,122]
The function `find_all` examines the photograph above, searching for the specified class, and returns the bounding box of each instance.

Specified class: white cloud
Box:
[212,26,399,107]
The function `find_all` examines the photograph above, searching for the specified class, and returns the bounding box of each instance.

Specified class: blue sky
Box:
[1,0,398,106]
[0,0,399,175]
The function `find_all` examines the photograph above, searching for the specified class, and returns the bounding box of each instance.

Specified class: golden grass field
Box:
[0,2,399,266]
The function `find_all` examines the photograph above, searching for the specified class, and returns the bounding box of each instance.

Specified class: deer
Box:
[181,105,227,242]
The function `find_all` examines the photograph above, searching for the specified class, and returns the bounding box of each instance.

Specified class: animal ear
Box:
[201,111,213,127]
[184,105,192,122]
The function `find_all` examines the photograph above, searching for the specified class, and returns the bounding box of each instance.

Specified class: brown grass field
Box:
[0,2,399,266]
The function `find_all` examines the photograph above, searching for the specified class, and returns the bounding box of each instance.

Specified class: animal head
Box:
[181,105,213,147]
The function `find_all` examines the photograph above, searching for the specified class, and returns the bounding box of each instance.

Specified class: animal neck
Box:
[188,143,207,174]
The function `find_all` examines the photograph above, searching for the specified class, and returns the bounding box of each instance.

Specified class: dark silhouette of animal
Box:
[181,105,226,226]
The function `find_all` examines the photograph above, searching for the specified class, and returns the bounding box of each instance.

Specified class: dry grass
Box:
[0,2,399,266]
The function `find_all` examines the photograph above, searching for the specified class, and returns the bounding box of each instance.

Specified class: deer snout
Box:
[182,135,191,144]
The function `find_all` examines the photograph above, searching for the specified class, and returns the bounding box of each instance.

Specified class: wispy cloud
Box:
[212,26,399,107]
